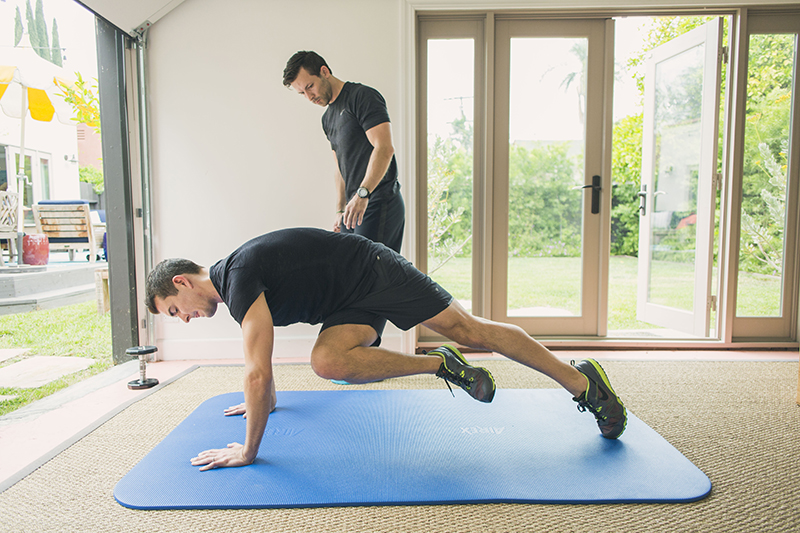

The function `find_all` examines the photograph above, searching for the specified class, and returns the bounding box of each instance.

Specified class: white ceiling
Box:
[78,0,800,37]
[77,0,186,36]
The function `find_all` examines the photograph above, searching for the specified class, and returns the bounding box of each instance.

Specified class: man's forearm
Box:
[238,293,275,465]
[241,372,272,463]
[360,122,395,195]
[360,144,393,194]
[335,171,347,211]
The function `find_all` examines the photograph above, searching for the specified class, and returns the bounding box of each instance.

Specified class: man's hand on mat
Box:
[191,443,250,470]
[223,402,276,417]
[224,402,247,418]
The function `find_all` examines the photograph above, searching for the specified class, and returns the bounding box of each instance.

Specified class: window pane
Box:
[507,37,585,317]
[40,158,50,201]
[427,39,474,312]
[736,33,795,317]
[647,43,706,311]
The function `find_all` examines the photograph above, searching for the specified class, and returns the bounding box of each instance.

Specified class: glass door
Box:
[492,18,609,335]
[636,20,723,337]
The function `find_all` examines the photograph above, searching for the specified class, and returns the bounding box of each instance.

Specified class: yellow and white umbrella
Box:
[0,46,74,260]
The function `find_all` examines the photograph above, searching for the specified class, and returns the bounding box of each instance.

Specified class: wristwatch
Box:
[357,186,371,199]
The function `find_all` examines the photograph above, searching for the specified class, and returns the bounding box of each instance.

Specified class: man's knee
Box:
[311,324,379,380]
[310,343,347,380]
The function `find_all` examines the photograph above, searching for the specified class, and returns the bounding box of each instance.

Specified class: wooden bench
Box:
[32,202,96,262]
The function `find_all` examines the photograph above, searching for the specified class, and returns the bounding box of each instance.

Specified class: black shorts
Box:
[339,182,405,253]
[320,248,453,345]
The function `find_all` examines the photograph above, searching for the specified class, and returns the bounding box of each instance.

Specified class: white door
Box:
[637,20,723,337]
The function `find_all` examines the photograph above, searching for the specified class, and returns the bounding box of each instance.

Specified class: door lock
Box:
[638,185,647,216]
[579,175,602,214]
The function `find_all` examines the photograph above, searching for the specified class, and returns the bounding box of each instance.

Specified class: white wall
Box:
[147,0,403,359]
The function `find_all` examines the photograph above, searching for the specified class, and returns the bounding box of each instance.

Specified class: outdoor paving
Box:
[0,356,94,389]
[0,349,29,364]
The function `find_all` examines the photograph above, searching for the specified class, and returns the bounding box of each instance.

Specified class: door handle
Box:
[579,175,602,214]
[638,185,647,216]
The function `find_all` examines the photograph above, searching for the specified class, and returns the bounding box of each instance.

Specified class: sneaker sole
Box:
[582,358,627,438]
[438,344,496,402]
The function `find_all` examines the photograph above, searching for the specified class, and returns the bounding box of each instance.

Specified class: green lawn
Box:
[430,255,782,328]
[736,270,783,317]
[0,300,113,417]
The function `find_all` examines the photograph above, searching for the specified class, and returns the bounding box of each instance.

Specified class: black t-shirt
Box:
[322,82,398,200]
[209,228,383,326]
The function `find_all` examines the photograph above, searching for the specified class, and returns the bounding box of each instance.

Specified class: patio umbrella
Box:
[0,46,74,262]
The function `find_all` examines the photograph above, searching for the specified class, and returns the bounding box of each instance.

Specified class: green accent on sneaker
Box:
[571,358,627,439]
[431,344,496,403]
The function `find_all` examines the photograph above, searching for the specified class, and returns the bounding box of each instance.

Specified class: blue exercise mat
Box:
[114,389,711,509]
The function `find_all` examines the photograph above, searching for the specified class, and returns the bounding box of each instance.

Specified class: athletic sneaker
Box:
[572,359,627,439]
[431,344,496,403]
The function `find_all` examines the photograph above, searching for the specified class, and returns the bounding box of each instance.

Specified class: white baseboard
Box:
[157,328,403,361]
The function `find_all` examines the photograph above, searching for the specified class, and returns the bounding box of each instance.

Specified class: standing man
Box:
[283,51,405,253]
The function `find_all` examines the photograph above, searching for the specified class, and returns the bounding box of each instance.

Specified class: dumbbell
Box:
[126,345,160,390]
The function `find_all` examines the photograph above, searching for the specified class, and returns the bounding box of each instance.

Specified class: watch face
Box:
[358,187,369,198]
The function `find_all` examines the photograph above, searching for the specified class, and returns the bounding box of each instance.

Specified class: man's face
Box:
[154,277,218,323]
[290,67,333,107]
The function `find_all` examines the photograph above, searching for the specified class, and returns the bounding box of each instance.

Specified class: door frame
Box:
[416,15,490,321]
[491,17,612,336]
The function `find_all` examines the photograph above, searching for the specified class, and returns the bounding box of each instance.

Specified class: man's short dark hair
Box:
[145,258,203,314]
[283,51,331,87]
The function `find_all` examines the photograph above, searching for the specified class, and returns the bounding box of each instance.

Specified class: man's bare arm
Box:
[342,121,395,229]
[191,293,275,470]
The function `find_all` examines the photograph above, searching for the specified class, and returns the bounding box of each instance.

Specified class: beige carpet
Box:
[0,360,799,533]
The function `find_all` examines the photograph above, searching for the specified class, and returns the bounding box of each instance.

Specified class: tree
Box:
[735,32,794,275]
[559,40,588,126]
[739,86,791,275]
[18,0,61,67]
[79,165,104,195]
[26,0,48,62]
[610,16,719,257]
[508,142,581,257]
[56,72,101,135]
[56,73,104,193]
[610,113,644,256]
[627,16,715,99]
[620,17,791,275]
[14,7,23,46]
[740,142,786,274]
[427,136,471,274]
[50,19,62,67]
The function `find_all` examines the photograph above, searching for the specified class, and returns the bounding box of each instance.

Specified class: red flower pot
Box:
[23,234,49,265]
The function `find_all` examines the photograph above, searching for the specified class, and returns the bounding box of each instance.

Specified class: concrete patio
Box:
[0,251,107,315]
